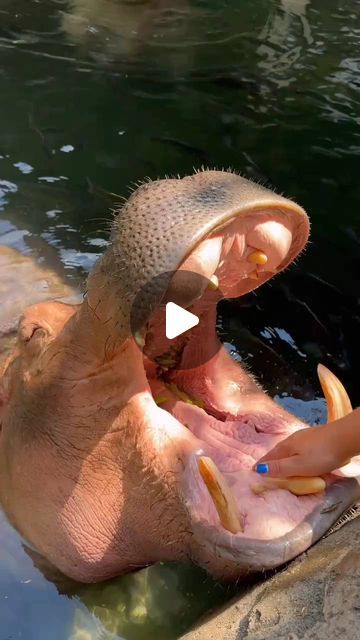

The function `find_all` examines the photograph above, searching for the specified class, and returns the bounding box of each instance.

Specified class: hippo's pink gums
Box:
[0,170,358,583]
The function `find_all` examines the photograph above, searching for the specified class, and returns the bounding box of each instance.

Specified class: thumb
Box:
[257,455,306,478]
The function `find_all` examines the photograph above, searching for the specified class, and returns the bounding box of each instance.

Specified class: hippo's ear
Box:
[17,301,78,359]
[18,315,53,359]
[19,318,52,344]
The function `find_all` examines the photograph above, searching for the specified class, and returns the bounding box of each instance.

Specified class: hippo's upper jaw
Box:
[0,170,358,583]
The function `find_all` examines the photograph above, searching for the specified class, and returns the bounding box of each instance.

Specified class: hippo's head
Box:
[0,170,358,583]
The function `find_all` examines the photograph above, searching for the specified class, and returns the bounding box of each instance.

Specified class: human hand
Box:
[254,423,351,478]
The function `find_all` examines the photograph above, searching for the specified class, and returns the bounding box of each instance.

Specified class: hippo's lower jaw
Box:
[143,343,359,582]
[163,361,359,579]
[138,212,360,580]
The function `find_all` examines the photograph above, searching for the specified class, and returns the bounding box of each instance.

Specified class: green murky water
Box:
[0,1,359,638]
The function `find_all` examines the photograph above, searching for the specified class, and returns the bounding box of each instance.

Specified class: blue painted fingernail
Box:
[256,463,269,474]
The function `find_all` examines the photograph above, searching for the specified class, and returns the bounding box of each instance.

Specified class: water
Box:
[0,0,359,638]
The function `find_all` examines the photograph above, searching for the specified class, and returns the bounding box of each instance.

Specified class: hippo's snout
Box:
[87,170,309,342]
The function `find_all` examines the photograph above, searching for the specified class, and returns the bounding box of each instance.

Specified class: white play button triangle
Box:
[165,302,199,340]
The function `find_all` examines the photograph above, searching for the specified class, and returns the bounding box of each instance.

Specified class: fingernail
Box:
[256,463,269,474]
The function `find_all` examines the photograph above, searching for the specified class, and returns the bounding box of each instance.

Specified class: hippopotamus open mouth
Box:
[0,170,359,583]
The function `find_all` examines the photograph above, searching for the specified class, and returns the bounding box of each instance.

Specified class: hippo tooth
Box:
[317,364,359,477]
[317,363,352,423]
[134,330,146,349]
[248,270,259,280]
[155,395,170,406]
[207,274,219,291]
[248,250,268,265]
[259,476,326,496]
[197,456,243,534]
[250,483,268,495]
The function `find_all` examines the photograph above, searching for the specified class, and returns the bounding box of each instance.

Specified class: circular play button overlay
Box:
[165,301,199,339]
[130,269,224,370]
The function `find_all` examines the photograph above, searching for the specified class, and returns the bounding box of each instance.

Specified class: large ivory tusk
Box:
[317,363,352,423]
[198,457,243,534]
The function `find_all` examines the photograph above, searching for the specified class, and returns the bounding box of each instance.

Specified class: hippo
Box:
[62,0,193,67]
[0,169,358,584]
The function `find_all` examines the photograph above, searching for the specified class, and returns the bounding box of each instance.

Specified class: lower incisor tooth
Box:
[198,456,243,534]
[250,483,267,495]
[252,476,326,496]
